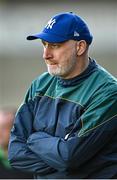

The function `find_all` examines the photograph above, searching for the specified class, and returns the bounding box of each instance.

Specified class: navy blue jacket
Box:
[8,59,117,178]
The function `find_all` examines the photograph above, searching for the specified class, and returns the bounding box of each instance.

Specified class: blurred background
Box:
[0,0,117,108]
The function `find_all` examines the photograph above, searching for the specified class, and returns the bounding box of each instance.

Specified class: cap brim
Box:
[27,32,68,43]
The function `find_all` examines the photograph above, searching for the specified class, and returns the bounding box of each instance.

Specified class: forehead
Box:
[41,40,76,45]
[41,40,64,45]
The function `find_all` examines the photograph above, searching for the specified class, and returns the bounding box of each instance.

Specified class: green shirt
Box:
[0,147,11,169]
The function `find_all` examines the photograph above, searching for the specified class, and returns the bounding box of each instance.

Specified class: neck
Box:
[77,55,89,75]
[65,54,89,79]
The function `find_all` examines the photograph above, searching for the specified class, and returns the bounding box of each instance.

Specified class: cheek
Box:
[61,50,76,65]
[57,51,70,64]
[54,47,77,65]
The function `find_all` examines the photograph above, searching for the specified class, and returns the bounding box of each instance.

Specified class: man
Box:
[8,12,117,178]
[0,107,33,178]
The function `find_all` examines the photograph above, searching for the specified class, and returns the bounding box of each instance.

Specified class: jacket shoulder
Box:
[24,72,54,102]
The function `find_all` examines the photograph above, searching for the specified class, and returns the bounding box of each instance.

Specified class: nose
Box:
[43,47,53,60]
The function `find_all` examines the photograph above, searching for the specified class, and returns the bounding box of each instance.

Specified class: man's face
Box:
[42,40,79,79]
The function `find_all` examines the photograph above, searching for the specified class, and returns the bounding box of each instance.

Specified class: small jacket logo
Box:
[45,18,56,29]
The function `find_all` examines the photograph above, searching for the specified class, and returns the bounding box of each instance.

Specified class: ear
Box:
[77,40,87,56]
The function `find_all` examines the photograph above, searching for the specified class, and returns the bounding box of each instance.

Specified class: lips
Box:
[46,60,57,65]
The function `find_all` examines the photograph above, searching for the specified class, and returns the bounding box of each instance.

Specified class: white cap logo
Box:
[45,18,56,29]
[74,31,80,37]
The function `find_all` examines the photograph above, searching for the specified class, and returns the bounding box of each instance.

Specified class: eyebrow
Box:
[41,40,66,45]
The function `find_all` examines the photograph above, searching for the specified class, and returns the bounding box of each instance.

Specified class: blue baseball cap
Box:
[27,12,93,45]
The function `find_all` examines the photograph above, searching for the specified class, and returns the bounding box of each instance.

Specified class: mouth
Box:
[46,60,57,65]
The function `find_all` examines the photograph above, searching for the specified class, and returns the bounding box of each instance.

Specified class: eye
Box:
[41,40,61,49]
[50,43,60,49]
[42,41,46,47]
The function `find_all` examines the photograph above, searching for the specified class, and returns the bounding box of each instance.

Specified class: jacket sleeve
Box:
[8,101,55,174]
[27,91,117,171]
